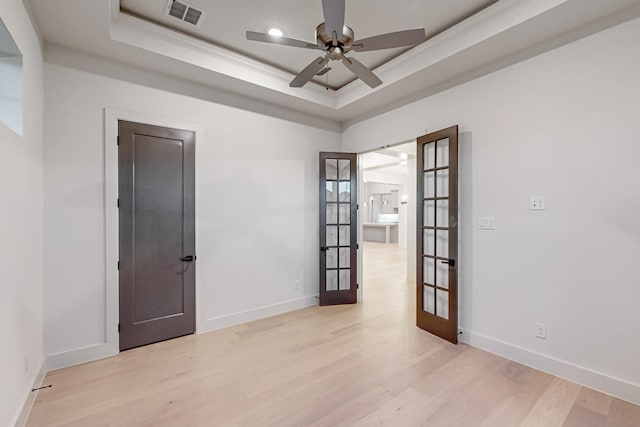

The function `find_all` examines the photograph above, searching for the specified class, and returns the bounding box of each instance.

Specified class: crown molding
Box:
[336,0,567,108]
[108,0,567,112]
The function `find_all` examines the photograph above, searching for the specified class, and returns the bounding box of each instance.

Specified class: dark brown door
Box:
[118,121,196,351]
[416,126,459,344]
[319,152,358,305]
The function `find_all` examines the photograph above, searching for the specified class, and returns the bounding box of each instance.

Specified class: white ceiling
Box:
[362,141,415,177]
[119,0,496,89]
[27,0,640,126]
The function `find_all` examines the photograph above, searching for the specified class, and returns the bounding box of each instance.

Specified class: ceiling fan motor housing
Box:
[316,22,354,53]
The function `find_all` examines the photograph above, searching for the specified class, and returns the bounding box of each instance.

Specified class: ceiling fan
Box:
[246,0,426,89]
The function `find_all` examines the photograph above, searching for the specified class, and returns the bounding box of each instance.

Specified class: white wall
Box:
[43,61,341,367]
[343,18,640,404]
[0,1,44,426]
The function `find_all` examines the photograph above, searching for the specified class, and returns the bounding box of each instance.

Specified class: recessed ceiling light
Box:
[400,161,408,165]
[400,153,408,160]
[268,28,283,37]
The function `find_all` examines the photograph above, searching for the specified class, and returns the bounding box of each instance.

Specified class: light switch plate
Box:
[530,196,546,210]
[478,217,495,230]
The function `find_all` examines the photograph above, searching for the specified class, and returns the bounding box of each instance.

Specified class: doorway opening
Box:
[358,141,417,304]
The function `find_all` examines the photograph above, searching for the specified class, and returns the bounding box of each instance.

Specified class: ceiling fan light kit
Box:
[246,0,426,89]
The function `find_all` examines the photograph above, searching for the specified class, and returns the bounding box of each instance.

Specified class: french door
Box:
[416,126,459,344]
[319,152,358,305]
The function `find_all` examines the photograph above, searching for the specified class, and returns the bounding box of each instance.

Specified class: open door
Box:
[416,126,459,344]
[319,152,358,305]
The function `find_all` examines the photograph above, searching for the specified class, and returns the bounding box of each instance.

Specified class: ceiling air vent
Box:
[165,0,204,26]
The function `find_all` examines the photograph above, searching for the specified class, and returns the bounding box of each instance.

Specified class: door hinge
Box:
[357,283,359,289]
[117,261,120,270]
[117,136,120,146]
[356,204,359,210]
[118,323,120,333]
[357,243,359,250]
[117,198,119,208]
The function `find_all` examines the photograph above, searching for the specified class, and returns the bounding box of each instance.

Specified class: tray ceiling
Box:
[119,0,497,89]
[27,0,640,126]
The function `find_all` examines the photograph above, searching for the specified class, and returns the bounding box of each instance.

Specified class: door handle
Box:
[440,259,456,267]
[181,255,196,262]
[320,246,329,252]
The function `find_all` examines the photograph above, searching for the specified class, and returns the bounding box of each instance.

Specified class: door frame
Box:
[102,108,205,359]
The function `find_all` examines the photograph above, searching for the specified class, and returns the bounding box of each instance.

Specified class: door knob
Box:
[440,259,456,266]
[181,255,196,262]
[320,246,329,252]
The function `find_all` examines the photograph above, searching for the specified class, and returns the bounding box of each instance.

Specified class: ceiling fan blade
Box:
[322,0,345,42]
[246,31,321,50]
[341,56,382,88]
[352,28,426,52]
[290,56,330,87]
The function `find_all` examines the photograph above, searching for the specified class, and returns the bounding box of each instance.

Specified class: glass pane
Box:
[436,261,449,289]
[326,270,338,291]
[326,159,337,180]
[424,142,435,170]
[326,203,337,224]
[437,139,449,167]
[326,226,338,246]
[424,171,435,198]
[326,181,337,202]
[339,225,350,246]
[339,248,350,268]
[339,182,350,202]
[436,290,449,319]
[436,200,449,228]
[423,257,435,285]
[423,286,435,314]
[339,269,350,290]
[326,248,337,269]
[339,159,351,180]
[436,230,449,258]
[423,200,435,227]
[436,168,449,197]
[423,229,435,256]
[339,203,350,224]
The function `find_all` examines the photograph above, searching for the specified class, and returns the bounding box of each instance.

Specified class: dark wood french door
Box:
[118,120,196,351]
[319,152,358,305]
[416,126,459,344]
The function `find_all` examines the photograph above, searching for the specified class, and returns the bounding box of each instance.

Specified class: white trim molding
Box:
[107,0,567,111]
[201,296,318,333]
[459,328,640,406]
[14,360,47,427]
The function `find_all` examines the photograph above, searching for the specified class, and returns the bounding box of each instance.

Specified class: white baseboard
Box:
[46,343,117,371]
[44,296,318,371]
[459,328,640,405]
[14,360,47,427]
[200,295,318,333]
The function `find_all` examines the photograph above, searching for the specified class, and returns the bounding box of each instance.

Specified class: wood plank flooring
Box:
[28,242,639,426]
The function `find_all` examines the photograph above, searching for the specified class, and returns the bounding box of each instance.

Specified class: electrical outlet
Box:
[24,356,29,373]
[536,323,547,339]
[530,196,546,210]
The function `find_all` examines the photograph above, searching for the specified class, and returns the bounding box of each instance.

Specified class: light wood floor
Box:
[29,242,639,426]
